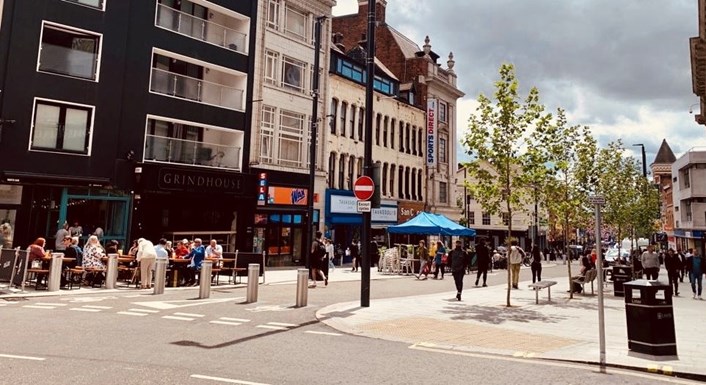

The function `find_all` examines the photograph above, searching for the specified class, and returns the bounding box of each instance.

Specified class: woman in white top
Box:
[325,239,335,271]
[82,235,106,269]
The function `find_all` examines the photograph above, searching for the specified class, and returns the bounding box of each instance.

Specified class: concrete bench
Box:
[527,280,558,304]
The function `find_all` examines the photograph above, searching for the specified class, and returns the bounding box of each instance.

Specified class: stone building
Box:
[650,139,677,249]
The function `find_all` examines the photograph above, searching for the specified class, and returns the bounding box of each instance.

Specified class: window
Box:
[439,135,447,163]
[265,50,279,85]
[330,98,338,134]
[282,56,305,92]
[389,164,396,197]
[31,99,93,155]
[405,124,411,154]
[340,102,347,137]
[411,125,416,155]
[390,119,395,149]
[399,121,405,152]
[347,156,355,190]
[375,114,381,146]
[482,212,491,226]
[398,167,404,199]
[382,163,388,196]
[439,101,447,123]
[382,116,388,147]
[284,6,307,41]
[338,155,345,189]
[337,59,364,82]
[418,129,423,157]
[260,106,275,163]
[358,108,364,141]
[417,170,422,200]
[373,76,395,95]
[349,105,355,139]
[63,0,105,10]
[684,168,690,188]
[501,212,509,226]
[267,0,280,30]
[468,212,475,225]
[328,153,336,188]
[277,110,305,167]
[38,22,101,81]
[439,182,447,203]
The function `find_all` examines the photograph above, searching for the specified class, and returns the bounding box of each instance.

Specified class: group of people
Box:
[27,234,109,287]
[645,246,704,299]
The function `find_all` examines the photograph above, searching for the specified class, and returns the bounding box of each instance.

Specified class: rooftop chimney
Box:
[333,32,345,51]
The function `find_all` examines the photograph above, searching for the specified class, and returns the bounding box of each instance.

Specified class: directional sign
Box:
[588,195,605,205]
[353,176,374,201]
[357,200,371,212]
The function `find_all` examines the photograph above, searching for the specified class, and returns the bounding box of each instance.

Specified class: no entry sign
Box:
[353,176,374,201]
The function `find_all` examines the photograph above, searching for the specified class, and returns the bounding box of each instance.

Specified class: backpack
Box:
[316,241,327,260]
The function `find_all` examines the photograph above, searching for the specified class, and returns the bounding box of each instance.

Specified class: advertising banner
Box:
[426,98,437,167]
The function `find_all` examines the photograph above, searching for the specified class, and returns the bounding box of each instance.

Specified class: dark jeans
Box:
[476,268,488,285]
[691,271,703,296]
[452,271,464,294]
[644,267,659,280]
[531,262,542,283]
[667,269,679,295]
[434,263,444,279]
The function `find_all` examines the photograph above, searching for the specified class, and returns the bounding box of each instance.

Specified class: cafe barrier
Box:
[295,268,308,307]
[153,259,167,295]
[246,263,259,303]
[199,260,212,299]
[47,254,63,292]
[105,254,119,290]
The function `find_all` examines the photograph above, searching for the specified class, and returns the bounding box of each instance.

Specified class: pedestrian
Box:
[449,240,469,301]
[663,248,681,296]
[475,239,490,287]
[508,240,525,289]
[136,238,157,289]
[676,248,687,283]
[416,240,430,280]
[325,238,335,272]
[350,240,360,272]
[684,248,693,284]
[310,232,328,287]
[433,241,446,280]
[685,249,704,300]
[641,245,660,280]
[531,244,543,283]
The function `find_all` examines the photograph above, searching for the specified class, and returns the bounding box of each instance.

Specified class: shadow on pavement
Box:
[441,303,569,325]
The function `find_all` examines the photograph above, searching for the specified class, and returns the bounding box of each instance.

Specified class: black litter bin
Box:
[612,265,632,297]
[623,279,676,356]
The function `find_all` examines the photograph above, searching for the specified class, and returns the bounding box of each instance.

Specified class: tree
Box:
[462,64,552,307]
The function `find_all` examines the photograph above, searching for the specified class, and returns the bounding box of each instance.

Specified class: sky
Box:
[332,0,706,168]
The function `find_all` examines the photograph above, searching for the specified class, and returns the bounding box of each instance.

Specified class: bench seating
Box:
[572,268,598,295]
[527,280,557,304]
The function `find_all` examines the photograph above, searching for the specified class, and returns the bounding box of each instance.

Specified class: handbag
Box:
[441,254,448,264]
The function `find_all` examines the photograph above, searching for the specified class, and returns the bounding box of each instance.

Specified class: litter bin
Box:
[612,265,632,297]
[623,279,676,356]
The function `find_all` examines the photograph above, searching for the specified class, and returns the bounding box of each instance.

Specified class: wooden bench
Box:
[572,268,598,295]
[527,280,557,304]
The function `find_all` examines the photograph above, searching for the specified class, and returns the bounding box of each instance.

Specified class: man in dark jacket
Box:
[449,240,469,301]
[664,249,681,296]
[475,239,490,287]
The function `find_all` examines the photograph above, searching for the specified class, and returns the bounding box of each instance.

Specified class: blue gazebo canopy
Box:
[387,212,476,236]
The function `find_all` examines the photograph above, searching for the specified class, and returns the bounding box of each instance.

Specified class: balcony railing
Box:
[145,134,241,171]
[156,4,247,54]
[150,68,243,111]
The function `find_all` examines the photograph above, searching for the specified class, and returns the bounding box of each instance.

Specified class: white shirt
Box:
[325,243,335,258]
[136,239,157,261]
[205,244,223,258]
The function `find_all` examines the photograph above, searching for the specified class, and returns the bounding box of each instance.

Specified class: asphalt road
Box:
[1,264,698,385]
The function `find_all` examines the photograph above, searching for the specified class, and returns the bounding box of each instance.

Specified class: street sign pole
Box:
[590,195,606,373]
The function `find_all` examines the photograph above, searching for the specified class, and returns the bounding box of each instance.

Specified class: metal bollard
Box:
[47,253,63,291]
[105,254,118,289]
[198,260,212,299]
[246,263,259,303]
[296,268,308,307]
[153,258,167,295]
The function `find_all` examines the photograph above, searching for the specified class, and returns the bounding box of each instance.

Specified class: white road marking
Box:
[304,331,342,336]
[70,308,101,312]
[218,317,250,323]
[265,322,297,327]
[190,374,271,385]
[128,308,159,313]
[162,315,194,321]
[0,353,46,361]
[132,297,235,310]
[81,305,112,309]
[255,325,288,331]
[209,321,242,326]
[123,295,142,298]
[117,311,149,317]
[22,305,56,309]
[34,303,67,307]
[173,312,205,318]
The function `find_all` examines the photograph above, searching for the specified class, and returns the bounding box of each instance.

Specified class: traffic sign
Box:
[588,195,605,205]
[353,176,375,201]
[357,201,371,212]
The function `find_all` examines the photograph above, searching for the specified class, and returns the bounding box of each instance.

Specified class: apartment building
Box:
[650,139,677,249]
[248,0,335,265]
[332,0,465,224]
[324,35,426,245]
[671,148,706,251]
[0,0,258,250]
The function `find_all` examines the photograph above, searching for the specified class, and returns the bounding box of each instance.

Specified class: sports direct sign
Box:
[426,98,437,167]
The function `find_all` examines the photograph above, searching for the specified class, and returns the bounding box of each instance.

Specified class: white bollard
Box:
[47,253,64,291]
[246,263,259,303]
[296,268,308,307]
[198,260,212,299]
[153,259,167,295]
[105,254,118,289]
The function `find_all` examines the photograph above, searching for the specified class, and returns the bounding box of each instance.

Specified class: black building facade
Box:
[0,0,258,251]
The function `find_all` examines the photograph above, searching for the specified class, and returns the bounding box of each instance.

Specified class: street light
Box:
[632,143,647,178]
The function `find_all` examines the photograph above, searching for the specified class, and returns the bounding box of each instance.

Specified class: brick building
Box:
[650,139,677,249]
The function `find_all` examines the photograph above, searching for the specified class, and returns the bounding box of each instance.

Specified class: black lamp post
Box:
[632,144,647,178]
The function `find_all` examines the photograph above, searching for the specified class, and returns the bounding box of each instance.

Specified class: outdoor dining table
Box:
[169,258,191,287]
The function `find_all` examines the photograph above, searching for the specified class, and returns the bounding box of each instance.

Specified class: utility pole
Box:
[590,195,607,373]
[305,16,326,273]
[632,143,647,178]
[360,0,376,307]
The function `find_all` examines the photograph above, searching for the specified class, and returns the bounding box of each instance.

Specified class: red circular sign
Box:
[353,176,375,201]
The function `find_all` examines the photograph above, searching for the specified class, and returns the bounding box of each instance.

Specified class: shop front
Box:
[673,229,705,254]
[134,164,256,252]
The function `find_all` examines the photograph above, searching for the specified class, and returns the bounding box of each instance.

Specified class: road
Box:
[0,265,698,385]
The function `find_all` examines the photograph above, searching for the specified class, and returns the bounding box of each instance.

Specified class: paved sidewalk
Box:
[318,272,706,380]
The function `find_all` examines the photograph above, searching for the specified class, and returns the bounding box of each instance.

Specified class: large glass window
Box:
[278,110,305,167]
[284,6,307,41]
[337,59,364,82]
[31,99,92,154]
[38,23,101,81]
[282,56,305,92]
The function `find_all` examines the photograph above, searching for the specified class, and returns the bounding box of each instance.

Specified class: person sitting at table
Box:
[205,239,223,259]
[82,235,106,286]
[164,240,174,258]
[27,237,49,287]
[105,239,119,255]
[184,238,205,286]
[127,240,139,258]
[175,239,190,258]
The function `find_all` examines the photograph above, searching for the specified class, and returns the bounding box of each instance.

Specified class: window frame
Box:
[468,211,475,225]
[438,101,448,123]
[277,109,306,167]
[439,135,448,164]
[330,98,338,135]
[283,5,307,41]
[281,55,306,93]
[29,97,95,156]
[260,105,276,163]
[37,21,103,82]
[439,181,448,204]
[266,0,280,30]
[482,212,491,226]
[264,50,280,86]
[62,0,106,11]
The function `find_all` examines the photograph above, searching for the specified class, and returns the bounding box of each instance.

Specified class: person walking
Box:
[664,248,681,296]
[686,249,704,300]
[641,245,660,280]
[676,248,687,283]
[415,240,430,280]
[350,240,360,272]
[508,240,525,289]
[325,238,335,273]
[433,241,446,280]
[309,231,328,287]
[449,240,469,301]
[530,244,543,284]
[475,239,490,287]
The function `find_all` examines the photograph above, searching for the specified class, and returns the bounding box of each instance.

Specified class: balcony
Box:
[150,67,244,111]
[156,3,248,54]
[145,134,242,171]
